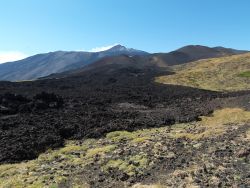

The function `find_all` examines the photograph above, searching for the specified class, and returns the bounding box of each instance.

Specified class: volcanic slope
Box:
[151,45,248,66]
[156,52,250,91]
[43,45,248,80]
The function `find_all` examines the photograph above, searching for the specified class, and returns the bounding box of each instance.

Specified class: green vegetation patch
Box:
[106,131,137,142]
[238,71,250,77]
[106,130,151,144]
[103,153,149,176]
[85,145,116,158]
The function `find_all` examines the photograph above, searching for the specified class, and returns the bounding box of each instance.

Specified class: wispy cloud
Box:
[0,51,28,64]
[89,43,119,52]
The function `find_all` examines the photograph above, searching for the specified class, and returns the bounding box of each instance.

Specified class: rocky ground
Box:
[0,108,249,187]
[0,66,249,187]
[0,67,234,164]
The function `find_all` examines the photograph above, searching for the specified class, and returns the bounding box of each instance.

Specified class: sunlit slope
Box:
[156,53,250,91]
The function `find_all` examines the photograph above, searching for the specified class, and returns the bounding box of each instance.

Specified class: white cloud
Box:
[89,43,119,52]
[0,51,28,64]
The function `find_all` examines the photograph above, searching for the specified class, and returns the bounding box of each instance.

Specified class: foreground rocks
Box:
[0,108,249,187]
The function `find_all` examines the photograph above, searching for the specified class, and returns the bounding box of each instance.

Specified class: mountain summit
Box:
[107,45,128,52]
[106,44,148,56]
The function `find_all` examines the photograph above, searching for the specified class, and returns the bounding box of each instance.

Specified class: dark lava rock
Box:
[0,66,249,164]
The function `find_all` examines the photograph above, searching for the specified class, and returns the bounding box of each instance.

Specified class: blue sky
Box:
[0,0,250,62]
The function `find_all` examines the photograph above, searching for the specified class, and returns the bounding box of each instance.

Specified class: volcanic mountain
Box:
[150,45,248,66]
[44,45,248,79]
[0,45,148,81]
[0,44,247,81]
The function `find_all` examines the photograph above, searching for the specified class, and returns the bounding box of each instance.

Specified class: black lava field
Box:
[0,65,249,164]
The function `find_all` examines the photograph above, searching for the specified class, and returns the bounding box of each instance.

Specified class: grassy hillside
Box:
[156,53,250,91]
[0,108,249,188]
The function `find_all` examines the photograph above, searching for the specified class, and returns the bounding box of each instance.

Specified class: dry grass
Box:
[0,139,102,188]
[171,108,250,140]
[85,145,116,158]
[156,53,250,91]
[103,152,149,176]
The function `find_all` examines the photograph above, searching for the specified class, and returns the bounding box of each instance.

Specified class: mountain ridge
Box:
[43,45,248,80]
[0,45,248,81]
